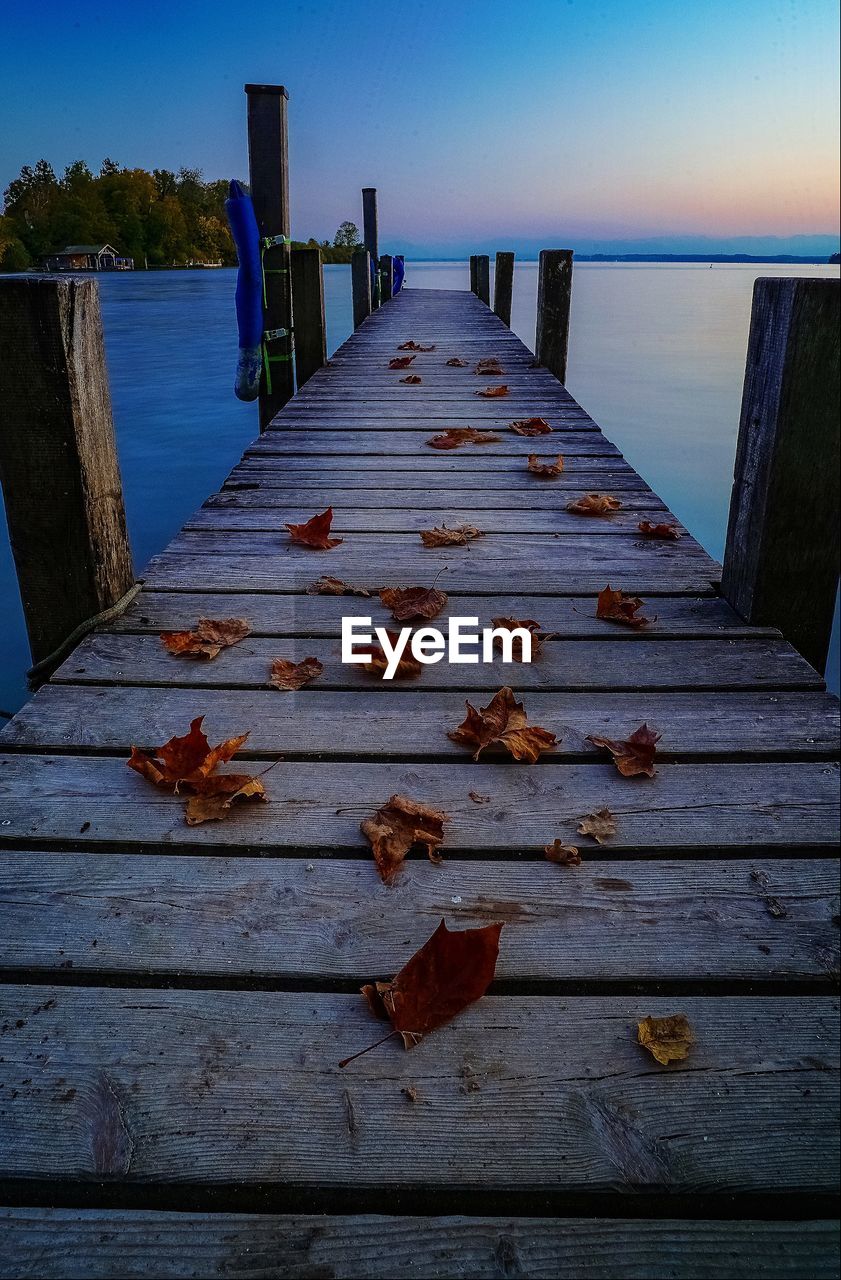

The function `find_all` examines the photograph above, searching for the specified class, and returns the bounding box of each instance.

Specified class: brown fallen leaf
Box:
[269,656,323,691]
[185,775,267,825]
[468,790,491,804]
[475,358,504,375]
[400,374,423,384]
[490,615,545,661]
[567,494,622,516]
[420,524,485,548]
[448,687,557,762]
[544,840,582,866]
[341,919,503,1063]
[359,629,423,680]
[588,723,661,777]
[380,581,448,621]
[398,341,435,351]
[361,794,447,882]
[475,385,509,398]
[127,716,266,823]
[527,454,565,478]
[160,617,250,660]
[445,357,469,367]
[509,417,552,436]
[596,585,652,629]
[638,520,681,539]
[286,507,343,550]
[427,427,501,450]
[389,355,416,369]
[577,809,617,844]
[307,577,371,596]
[637,1013,693,1066]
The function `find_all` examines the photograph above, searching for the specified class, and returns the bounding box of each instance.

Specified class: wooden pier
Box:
[0,286,839,1277]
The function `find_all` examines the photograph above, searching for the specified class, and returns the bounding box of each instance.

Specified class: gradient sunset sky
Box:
[2,0,838,253]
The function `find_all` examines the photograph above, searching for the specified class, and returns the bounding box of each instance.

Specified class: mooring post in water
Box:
[469,255,490,305]
[290,247,326,387]
[535,249,573,384]
[380,254,394,304]
[352,249,372,328]
[721,277,840,672]
[245,83,293,427]
[0,276,135,673]
[494,251,515,326]
[362,188,379,308]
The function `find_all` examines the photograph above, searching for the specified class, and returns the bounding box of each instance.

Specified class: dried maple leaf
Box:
[361,794,447,882]
[160,617,250,660]
[544,841,582,866]
[420,524,484,548]
[185,776,267,825]
[389,355,416,369]
[469,790,491,804]
[286,507,343,550]
[475,384,509,398]
[490,615,545,661]
[427,427,501,450]
[567,494,622,516]
[445,357,468,367]
[509,417,552,436]
[343,919,503,1062]
[638,520,681,540]
[596,585,651,629]
[588,723,661,778]
[379,583,448,621]
[127,717,266,823]
[398,341,435,351]
[448,687,557,762]
[269,656,323,691]
[578,809,617,844]
[527,454,565,478]
[400,374,422,384]
[359,629,423,679]
[306,577,370,596]
[637,1013,693,1065]
[475,358,504,375]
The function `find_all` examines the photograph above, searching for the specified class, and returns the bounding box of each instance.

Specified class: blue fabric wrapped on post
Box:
[392,256,405,294]
[224,180,263,401]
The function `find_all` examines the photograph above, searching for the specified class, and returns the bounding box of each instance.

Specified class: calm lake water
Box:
[1,260,838,713]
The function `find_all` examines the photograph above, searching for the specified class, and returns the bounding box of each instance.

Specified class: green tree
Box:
[334,220,361,248]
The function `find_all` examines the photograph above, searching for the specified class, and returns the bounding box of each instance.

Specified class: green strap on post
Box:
[260,235,294,393]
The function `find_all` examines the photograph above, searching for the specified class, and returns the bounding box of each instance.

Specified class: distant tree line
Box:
[0,159,362,271]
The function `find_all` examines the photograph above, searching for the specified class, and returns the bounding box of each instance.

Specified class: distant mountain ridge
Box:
[387,234,841,262]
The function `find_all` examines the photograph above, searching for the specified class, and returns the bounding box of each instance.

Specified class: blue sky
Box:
[2,0,838,254]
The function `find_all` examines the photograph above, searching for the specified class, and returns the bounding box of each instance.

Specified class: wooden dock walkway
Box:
[0,286,839,1278]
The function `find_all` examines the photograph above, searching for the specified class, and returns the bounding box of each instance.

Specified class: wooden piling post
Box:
[0,276,135,672]
[351,249,372,328]
[494,251,514,325]
[362,188,379,308]
[245,83,293,428]
[380,254,394,304]
[721,277,840,671]
[290,247,326,388]
[535,249,573,383]
[469,255,490,305]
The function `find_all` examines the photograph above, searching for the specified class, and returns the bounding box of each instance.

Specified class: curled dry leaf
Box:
[400,374,423,384]
[527,454,565,478]
[637,1013,693,1066]
[344,919,503,1061]
[380,584,448,621]
[509,417,552,436]
[398,341,435,351]
[427,427,501,450]
[445,357,469,367]
[577,809,617,844]
[490,615,545,661]
[286,507,343,550]
[638,520,681,540]
[361,793,447,883]
[185,776,267,826]
[448,686,557,762]
[420,524,485,548]
[475,385,509,398]
[596,585,651,629]
[160,617,250,660]
[544,841,582,866]
[469,790,491,804]
[588,723,661,778]
[269,656,323,691]
[475,358,504,375]
[567,493,622,516]
[389,355,416,369]
[360,630,423,680]
[307,577,370,597]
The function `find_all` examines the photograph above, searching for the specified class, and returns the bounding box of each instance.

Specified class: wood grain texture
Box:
[351,248,371,328]
[493,250,515,326]
[290,247,326,388]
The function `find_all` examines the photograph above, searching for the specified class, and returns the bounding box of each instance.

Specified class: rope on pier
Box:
[26,581,143,689]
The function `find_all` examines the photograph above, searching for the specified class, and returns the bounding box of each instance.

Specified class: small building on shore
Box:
[41,244,134,272]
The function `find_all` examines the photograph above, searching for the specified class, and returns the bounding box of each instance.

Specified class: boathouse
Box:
[41,243,133,271]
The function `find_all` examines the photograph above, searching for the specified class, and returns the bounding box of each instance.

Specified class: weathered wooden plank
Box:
[1,852,836,984]
[224,465,658,493]
[211,483,663,506]
[1,1210,836,1280]
[47,634,824,693]
[1,988,837,1191]
[245,429,620,455]
[0,755,835,851]
[232,453,630,473]
[187,505,680,534]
